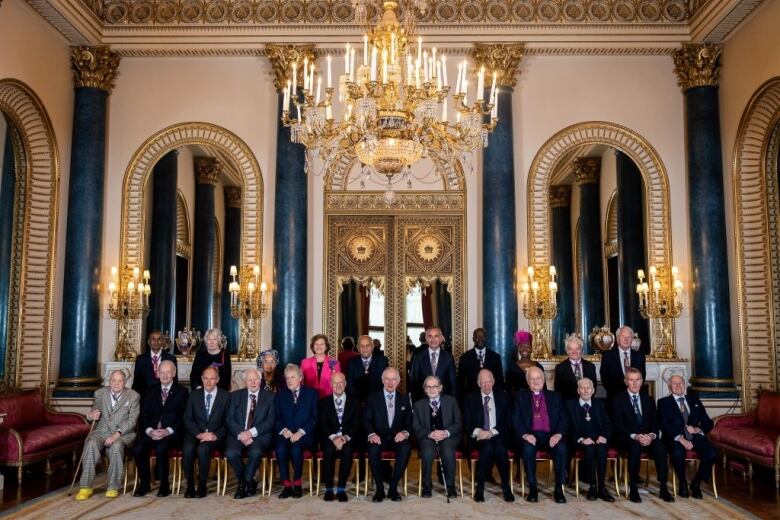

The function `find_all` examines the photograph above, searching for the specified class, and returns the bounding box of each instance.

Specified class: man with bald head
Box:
[226,368,275,498]
[133,360,189,497]
[346,334,389,402]
[318,372,360,501]
[512,366,568,504]
[600,326,646,401]
[658,375,715,499]
[409,326,457,402]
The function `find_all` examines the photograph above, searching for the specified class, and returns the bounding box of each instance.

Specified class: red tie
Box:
[152,355,159,379]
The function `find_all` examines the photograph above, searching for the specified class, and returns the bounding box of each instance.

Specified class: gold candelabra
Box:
[636,264,684,359]
[228,264,268,361]
[107,265,151,361]
[520,265,558,359]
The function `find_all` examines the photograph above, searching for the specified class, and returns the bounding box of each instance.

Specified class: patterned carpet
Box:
[4,470,754,520]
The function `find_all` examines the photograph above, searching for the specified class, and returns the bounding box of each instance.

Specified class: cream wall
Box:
[100,56,279,362]
[719,0,780,380]
[0,0,73,386]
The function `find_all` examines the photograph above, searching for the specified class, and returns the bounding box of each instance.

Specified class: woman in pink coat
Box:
[300,334,341,398]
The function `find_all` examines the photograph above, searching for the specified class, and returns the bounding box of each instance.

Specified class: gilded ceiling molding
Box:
[265,44,317,91]
[194,156,222,185]
[224,186,242,208]
[672,43,721,92]
[573,156,601,184]
[549,184,572,207]
[471,43,524,88]
[71,45,121,92]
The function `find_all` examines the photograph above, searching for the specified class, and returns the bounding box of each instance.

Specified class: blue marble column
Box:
[146,150,178,338]
[57,46,120,396]
[574,157,604,353]
[673,44,736,395]
[190,157,219,334]
[615,151,650,354]
[0,126,17,379]
[550,186,575,355]
[221,187,241,354]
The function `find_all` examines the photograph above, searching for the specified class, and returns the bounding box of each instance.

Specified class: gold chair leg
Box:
[316,458,321,496]
[309,458,314,496]
[470,460,476,497]
[712,464,718,498]
[612,460,619,497]
[547,460,553,488]
[575,459,579,498]
[510,460,514,495]
[672,465,677,498]
[123,456,129,495]
[267,459,274,496]
[354,459,360,497]
[458,459,463,497]
[417,464,422,497]
[364,459,369,496]
[520,463,525,497]
[404,467,408,497]
[623,459,628,498]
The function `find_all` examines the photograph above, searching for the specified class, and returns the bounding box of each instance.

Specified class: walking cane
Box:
[434,441,450,504]
[68,416,98,496]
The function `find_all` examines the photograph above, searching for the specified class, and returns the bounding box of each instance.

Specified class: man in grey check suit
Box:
[75,369,140,501]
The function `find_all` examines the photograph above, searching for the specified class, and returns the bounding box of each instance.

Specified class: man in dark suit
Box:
[413,376,461,498]
[183,366,230,498]
[612,367,673,503]
[132,360,189,497]
[275,363,318,499]
[554,334,597,402]
[600,326,646,401]
[363,367,413,502]
[346,335,388,403]
[512,366,568,504]
[457,328,505,400]
[226,368,275,499]
[318,371,360,502]
[409,326,457,402]
[565,377,614,502]
[132,329,178,402]
[464,369,514,502]
[658,375,716,499]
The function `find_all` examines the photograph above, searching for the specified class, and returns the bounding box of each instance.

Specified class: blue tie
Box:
[205,393,213,418]
[632,394,642,420]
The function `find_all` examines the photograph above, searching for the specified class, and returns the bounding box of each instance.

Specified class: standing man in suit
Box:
[600,326,646,401]
[364,367,413,502]
[554,334,597,402]
[182,366,230,498]
[413,375,461,498]
[458,328,505,400]
[346,334,388,403]
[409,326,457,402]
[513,366,568,504]
[318,372,360,502]
[464,369,514,502]
[275,363,318,499]
[226,368,275,499]
[565,378,614,502]
[75,370,140,501]
[658,375,716,499]
[132,360,189,497]
[612,367,673,503]
[132,329,178,402]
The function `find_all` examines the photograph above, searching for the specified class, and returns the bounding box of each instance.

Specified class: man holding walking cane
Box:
[74,369,140,501]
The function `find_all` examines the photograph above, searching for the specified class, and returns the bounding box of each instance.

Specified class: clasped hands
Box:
[368,432,407,444]
[475,429,494,441]
[428,430,448,442]
[280,428,304,443]
[331,435,348,450]
[580,436,607,446]
[197,432,218,443]
[147,428,171,441]
[522,433,562,447]
[633,433,654,446]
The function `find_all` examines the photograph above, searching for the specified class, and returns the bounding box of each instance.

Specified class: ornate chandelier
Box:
[281,0,498,200]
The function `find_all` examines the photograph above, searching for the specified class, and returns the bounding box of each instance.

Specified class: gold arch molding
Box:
[0,79,61,395]
[732,77,780,409]
[120,122,264,274]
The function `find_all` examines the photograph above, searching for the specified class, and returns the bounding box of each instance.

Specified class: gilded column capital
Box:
[471,43,524,88]
[672,43,722,92]
[70,46,121,93]
[573,157,601,185]
[549,185,572,208]
[224,186,242,208]
[265,44,317,92]
[194,157,222,185]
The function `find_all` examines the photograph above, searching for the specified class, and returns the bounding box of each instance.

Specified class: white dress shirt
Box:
[145,383,174,436]
[471,391,499,438]
[245,390,260,438]
[329,393,350,441]
[671,393,704,441]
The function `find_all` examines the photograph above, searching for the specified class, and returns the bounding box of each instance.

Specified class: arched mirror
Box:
[337,278,385,351]
[548,144,650,354]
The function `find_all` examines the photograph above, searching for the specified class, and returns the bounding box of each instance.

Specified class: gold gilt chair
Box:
[468,449,515,497]
[265,450,314,496]
[416,449,464,497]
[314,450,362,496]
[670,450,718,499]
[363,451,408,497]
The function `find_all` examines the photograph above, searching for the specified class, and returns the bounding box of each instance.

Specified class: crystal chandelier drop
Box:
[282,0,499,200]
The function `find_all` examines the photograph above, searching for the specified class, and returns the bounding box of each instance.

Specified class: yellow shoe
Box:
[75,488,93,501]
[105,489,119,498]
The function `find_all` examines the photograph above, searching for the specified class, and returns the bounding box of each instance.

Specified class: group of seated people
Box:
[74,324,716,508]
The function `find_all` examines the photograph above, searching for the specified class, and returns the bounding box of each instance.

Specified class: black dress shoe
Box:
[678,482,690,498]
[629,488,641,503]
[446,488,458,499]
[598,488,615,502]
[133,481,150,497]
[586,485,597,501]
[421,488,432,498]
[246,479,258,497]
[554,487,567,504]
[184,487,196,498]
[279,486,293,499]
[690,482,703,499]
[197,487,207,498]
[157,485,171,498]
[337,491,348,502]
[388,490,402,501]
[292,485,303,498]
[659,485,675,503]
[526,485,538,503]
[474,491,485,502]
[503,491,515,503]
[324,490,335,501]
[234,481,247,499]
[372,492,385,502]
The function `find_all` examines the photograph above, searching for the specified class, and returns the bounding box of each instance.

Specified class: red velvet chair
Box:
[710,390,780,488]
[0,389,89,483]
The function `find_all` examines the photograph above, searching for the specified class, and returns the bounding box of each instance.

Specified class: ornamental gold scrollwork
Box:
[471,43,524,88]
[265,44,317,92]
[194,156,222,185]
[71,46,121,93]
[549,184,572,208]
[224,186,242,208]
[672,43,722,92]
[573,157,601,184]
